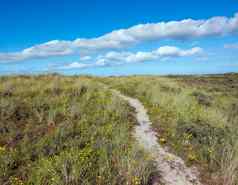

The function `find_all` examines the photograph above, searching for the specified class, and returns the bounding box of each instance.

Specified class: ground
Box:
[100,73,238,185]
[0,74,238,185]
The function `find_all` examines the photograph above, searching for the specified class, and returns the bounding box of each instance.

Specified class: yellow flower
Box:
[188,153,197,161]
[0,146,6,153]
[165,154,175,161]
[159,138,166,144]
[132,176,140,185]
[10,177,25,185]
[208,148,213,154]
[183,133,193,140]
[187,133,193,139]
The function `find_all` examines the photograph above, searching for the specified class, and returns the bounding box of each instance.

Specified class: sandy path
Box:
[113,90,202,185]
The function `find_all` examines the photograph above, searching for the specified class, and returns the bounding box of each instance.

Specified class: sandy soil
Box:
[113,90,202,185]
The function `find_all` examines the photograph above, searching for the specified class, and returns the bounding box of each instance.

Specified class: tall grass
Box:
[0,75,155,185]
[100,75,238,184]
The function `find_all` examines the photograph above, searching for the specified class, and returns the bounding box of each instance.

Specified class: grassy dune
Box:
[0,75,155,185]
[1,74,238,185]
[100,74,238,185]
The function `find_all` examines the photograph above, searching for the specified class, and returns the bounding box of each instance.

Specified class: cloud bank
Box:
[0,40,73,62]
[0,12,237,62]
[60,46,203,69]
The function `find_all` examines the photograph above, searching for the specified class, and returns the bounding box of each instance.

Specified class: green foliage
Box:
[0,75,155,185]
[100,74,238,184]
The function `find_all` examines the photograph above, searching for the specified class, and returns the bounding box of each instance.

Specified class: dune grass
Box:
[1,74,237,185]
[100,74,238,185]
[0,75,155,185]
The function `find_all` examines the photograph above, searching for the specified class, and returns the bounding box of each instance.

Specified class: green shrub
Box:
[0,75,155,185]
[100,74,238,184]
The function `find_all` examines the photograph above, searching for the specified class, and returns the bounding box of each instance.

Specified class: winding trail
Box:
[113,90,202,185]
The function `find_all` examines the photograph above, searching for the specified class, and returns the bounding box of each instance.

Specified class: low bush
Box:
[100,74,238,184]
[0,75,155,185]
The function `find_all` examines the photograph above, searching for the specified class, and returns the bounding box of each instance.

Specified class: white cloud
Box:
[224,43,238,49]
[60,46,203,69]
[0,40,73,62]
[60,60,107,69]
[155,46,202,57]
[60,62,92,69]
[80,56,92,61]
[0,13,237,62]
[100,46,203,63]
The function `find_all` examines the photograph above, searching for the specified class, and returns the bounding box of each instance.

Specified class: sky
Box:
[0,0,238,76]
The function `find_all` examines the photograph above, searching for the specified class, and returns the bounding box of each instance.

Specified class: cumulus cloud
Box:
[156,46,202,57]
[60,62,92,69]
[0,40,73,62]
[60,59,106,70]
[99,46,203,64]
[60,46,203,69]
[0,12,237,62]
[224,43,238,49]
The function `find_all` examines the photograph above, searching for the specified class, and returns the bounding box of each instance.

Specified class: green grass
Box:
[0,75,155,185]
[100,74,238,185]
[1,74,238,185]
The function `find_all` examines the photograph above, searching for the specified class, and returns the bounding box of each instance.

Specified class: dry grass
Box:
[0,74,156,185]
[100,74,238,185]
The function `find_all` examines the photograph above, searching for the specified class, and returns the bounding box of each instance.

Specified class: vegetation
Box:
[0,75,155,185]
[100,74,238,185]
[1,73,238,185]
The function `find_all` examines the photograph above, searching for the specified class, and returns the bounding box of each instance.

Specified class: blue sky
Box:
[0,0,238,75]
